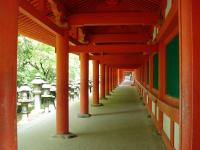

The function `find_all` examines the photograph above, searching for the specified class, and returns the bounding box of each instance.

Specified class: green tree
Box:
[17,35,55,86]
[69,53,80,81]
[17,35,81,86]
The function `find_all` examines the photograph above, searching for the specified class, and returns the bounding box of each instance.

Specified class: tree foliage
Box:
[17,35,55,86]
[69,53,80,81]
[17,35,80,86]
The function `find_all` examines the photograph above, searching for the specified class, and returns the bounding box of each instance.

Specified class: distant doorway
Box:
[124,72,133,81]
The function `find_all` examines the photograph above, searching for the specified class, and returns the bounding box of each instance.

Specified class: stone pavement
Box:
[18,81,166,150]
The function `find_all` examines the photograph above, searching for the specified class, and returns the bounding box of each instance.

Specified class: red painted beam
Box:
[114,64,142,70]
[69,44,158,54]
[19,0,64,35]
[109,64,142,68]
[119,69,135,72]
[90,54,148,62]
[89,33,151,43]
[100,57,147,64]
[67,12,159,26]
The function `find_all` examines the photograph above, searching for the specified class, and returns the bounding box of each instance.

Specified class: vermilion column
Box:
[147,56,153,115]
[100,64,105,99]
[56,32,76,138]
[119,70,123,84]
[149,55,154,90]
[114,68,117,87]
[179,0,200,149]
[116,69,119,86]
[117,69,120,85]
[105,65,109,96]
[110,67,113,91]
[158,43,165,133]
[0,1,18,150]
[92,60,102,106]
[79,53,90,117]
[113,68,116,88]
[109,67,112,93]
[118,69,121,84]
[113,68,115,88]
[112,68,114,90]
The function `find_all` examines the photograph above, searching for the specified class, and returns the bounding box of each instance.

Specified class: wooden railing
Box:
[135,80,179,150]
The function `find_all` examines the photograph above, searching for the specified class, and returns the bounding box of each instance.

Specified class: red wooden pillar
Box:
[121,70,123,83]
[113,68,116,89]
[179,0,200,149]
[92,60,102,106]
[56,32,75,137]
[113,68,116,88]
[117,69,120,85]
[118,69,122,84]
[111,68,114,90]
[158,42,165,133]
[100,64,105,99]
[117,69,119,85]
[111,67,113,91]
[105,65,109,96]
[149,55,154,91]
[158,43,165,99]
[79,53,90,117]
[148,55,153,114]
[109,67,112,93]
[0,1,18,150]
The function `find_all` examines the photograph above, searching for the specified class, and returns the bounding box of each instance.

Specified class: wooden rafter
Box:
[19,0,64,35]
[67,12,159,26]
[69,44,158,54]
[89,33,151,44]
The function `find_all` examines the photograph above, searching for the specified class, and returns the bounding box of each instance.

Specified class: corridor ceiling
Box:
[18,0,165,68]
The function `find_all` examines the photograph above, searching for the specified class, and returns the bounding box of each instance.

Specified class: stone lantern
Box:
[50,83,56,108]
[18,84,32,122]
[31,74,44,113]
[41,82,53,112]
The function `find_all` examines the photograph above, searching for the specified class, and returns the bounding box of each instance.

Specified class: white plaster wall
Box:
[165,0,172,17]
[163,113,170,139]
[174,122,180,150]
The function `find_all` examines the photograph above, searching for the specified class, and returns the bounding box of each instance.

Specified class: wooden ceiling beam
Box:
[67,12,159,26]
[89,33,151,43]
[106,64,142,68]
[19,0,64,35]
[98,57,147,65]
[69,44,157,54]
[90,54,148,61]
[48,0,70,27]
[118,69,135,71]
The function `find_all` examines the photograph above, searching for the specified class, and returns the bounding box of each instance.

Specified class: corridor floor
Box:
[18,81,166,150]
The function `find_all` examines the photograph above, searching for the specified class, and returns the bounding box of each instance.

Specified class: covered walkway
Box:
[2,0,200,150]
[18,82,165,150]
